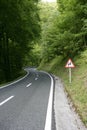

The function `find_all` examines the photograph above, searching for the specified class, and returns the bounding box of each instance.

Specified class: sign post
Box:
[65,58,75,83]
[69,68,71,83]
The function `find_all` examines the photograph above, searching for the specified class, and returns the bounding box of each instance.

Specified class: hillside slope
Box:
[39,50,87,127]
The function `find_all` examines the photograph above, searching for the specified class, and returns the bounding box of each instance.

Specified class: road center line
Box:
[35,77,38,80]
[26,83,32,88]
[0,96,14,106]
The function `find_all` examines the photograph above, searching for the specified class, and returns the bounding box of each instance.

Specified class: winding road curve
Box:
[0,68,54,130]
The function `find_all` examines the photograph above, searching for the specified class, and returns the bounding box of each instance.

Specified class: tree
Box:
[40,0,87,63]
[39,2,58,62]
[0,0,41,82]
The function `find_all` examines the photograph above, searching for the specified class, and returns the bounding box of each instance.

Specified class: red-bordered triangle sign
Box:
[65,58,75,68]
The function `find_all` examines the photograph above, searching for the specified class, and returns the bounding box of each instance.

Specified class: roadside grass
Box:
[39,50,87,127]
[0,70,27,87]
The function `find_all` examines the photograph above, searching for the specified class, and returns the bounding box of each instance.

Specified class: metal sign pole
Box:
[69,68,71,83]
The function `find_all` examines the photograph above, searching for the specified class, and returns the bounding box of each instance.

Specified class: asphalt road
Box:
[0,68,54,130]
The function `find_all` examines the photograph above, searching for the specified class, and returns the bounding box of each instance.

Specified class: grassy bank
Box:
[39,50,87,127]
[0,70,27,87]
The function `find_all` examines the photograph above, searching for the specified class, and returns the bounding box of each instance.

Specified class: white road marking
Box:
[44,72,54,130]
[0,96,14,106]
[35,77,38,80]
[26,83,32,88]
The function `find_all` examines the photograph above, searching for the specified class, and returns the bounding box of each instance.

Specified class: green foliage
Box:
[24,43,41,66]
[39,2,58,62]
[0,0,40,83]
[40,0,87,64]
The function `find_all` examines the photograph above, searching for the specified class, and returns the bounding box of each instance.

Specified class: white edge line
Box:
[0,70,29,89]
[42,71,54,130]
[0,96,14,106]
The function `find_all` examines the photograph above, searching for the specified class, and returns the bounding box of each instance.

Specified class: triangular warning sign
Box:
[65,58,75,68]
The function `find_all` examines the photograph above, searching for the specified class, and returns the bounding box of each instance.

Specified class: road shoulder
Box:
[54,76,87,130]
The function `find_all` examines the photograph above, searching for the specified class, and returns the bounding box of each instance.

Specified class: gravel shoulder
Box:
[54,76,87,130]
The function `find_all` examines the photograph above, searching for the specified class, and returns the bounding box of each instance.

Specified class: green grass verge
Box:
[0,70,27,87]
[39,50,87,127]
